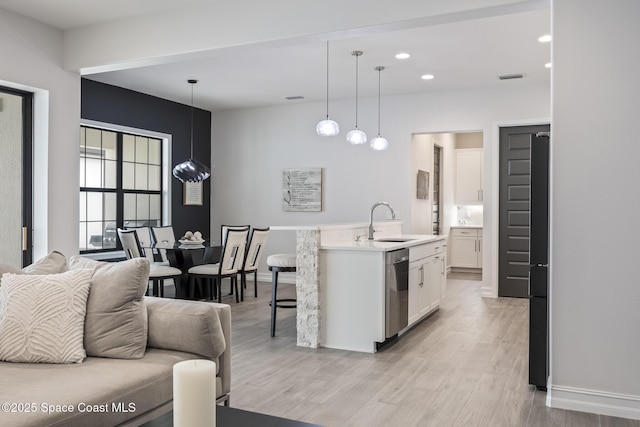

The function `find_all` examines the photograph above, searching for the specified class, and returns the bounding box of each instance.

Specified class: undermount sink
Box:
[374,237,415,243]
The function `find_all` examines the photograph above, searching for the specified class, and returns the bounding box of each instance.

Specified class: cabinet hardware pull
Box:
[22,227,28,251]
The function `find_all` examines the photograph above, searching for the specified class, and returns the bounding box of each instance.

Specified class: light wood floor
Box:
[170,276,639,427]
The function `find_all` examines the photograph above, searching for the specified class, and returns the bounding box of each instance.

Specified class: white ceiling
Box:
[0,1,551,111]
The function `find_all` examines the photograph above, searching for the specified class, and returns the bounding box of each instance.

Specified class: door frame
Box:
[0,85,34,266]
[486,118,550,298]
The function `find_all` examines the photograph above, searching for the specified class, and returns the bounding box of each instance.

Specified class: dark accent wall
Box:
[81,78,211,240]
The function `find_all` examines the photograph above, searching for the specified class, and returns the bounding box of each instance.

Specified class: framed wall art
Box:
[417,169,429,200]
[282,168,322,212]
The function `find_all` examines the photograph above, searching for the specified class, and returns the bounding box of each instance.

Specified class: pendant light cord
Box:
[351,51,363,128]
[325,41,330,120]
[377,67,381,135]
[375,66,385,135]
[190,81,195,159]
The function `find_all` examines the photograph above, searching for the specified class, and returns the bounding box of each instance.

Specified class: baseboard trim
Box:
[547,384,640,420]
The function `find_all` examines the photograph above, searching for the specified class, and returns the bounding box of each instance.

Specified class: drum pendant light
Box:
[172,79,212,182]
[346,51,367,145]
[370,66,389,151]
[316,41,339,137]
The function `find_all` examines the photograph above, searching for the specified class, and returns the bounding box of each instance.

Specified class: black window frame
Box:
[80,125,164,254]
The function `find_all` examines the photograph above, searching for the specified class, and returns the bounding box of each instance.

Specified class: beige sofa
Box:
[0,254,231,427]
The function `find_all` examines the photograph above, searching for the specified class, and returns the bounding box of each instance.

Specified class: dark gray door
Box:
[499,124,550,297]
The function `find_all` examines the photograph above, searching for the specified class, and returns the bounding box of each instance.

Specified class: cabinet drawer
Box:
[451,228,479,237]
[430,241,446,255]
[410,244,432,261]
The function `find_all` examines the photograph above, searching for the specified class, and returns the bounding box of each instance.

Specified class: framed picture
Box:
[282,168,322,212]
[417,170,429,200]
[183,181,203,206]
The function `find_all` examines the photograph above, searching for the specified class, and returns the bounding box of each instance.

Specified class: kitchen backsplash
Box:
[455,205,483,226]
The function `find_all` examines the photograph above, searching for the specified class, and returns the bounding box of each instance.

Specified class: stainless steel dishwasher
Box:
[385,248,410,338]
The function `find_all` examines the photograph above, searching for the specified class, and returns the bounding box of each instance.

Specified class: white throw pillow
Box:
[0,269,92,364]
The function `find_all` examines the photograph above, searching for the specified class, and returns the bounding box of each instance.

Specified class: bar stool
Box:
[266,254,297,337]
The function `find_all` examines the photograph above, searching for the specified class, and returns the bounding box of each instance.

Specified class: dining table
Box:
[149,240,222,299]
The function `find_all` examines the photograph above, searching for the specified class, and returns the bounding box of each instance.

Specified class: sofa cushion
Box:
[69,256,149,359]
[146,297,226,361]
[0,269,92,364]
[0,349,214,427]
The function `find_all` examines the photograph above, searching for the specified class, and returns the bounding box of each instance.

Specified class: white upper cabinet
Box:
[455,149,483,205]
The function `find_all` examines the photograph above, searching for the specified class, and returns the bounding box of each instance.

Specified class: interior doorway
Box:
[432,145,442,235]
[0,86,33,266]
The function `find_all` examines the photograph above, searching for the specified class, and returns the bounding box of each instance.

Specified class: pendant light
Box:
[346,51,367,145]
[370,66,389,151]
[316,41,339,137]
[172,79,211,182]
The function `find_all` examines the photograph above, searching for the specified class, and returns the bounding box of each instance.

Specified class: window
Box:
[80,126,164,253]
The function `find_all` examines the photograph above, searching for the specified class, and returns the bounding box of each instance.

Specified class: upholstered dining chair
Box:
[188,227,249,303]
[117,228,182,298]
[238,227,270,300]
[220,224,250,297]
[151,225,176,262]
[128,226,156,262]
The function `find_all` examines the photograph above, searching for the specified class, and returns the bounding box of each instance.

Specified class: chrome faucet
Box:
[368,202,396,240]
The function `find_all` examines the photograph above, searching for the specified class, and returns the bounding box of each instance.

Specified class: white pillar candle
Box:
[173,359,216,427]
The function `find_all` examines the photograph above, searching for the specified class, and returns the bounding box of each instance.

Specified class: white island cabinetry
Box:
[409,240,447,326]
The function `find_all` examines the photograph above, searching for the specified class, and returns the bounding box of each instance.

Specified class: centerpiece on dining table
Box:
[178,231,205,247]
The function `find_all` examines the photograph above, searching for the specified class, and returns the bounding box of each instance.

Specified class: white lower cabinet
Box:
[408,239,447,326]
[450,227,482,269]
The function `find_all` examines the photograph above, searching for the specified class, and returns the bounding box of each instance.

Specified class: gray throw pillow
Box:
[68,256,150,359]
[0,251,68,286]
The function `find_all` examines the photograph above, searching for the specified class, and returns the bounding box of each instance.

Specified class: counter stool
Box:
[267,254,297,337]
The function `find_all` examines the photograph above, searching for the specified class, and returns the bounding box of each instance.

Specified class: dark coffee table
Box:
[141,406,324,427]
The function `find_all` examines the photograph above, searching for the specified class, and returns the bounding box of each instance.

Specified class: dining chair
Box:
[127,226,156,262]
[221,224,250,246]
[239,227,270,300]
[220,224,250,297]
[117,228,182,298]
[151,225,176,262]
[188,227,249,303]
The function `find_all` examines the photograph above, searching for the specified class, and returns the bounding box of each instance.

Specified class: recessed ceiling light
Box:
[395,52,411,60]
[545,62,552,68]
[538,34,552,43]
[421,74,435,80]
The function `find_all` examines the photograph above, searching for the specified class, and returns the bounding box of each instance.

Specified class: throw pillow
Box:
[0,251,67,286]
[68,256,150,359]
[22,251,67,275]
[0,269,92,364]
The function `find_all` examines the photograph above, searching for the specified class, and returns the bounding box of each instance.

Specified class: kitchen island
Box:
[271,222,447,353]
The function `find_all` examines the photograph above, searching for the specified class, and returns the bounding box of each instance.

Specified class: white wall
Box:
[548,0,640,418]
[0,9,80,261]
[211,82,550,279]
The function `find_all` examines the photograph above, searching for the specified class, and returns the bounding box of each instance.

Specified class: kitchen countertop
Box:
[271,221,403,231]
[450,225,483,229]
[320,234,446,252]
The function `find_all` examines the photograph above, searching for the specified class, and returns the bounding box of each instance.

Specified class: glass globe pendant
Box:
[370,66,389,151]
[347,51,367,145]
[316,41,339,137]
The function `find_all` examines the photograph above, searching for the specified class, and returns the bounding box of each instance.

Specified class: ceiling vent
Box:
[498,73,526,80]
